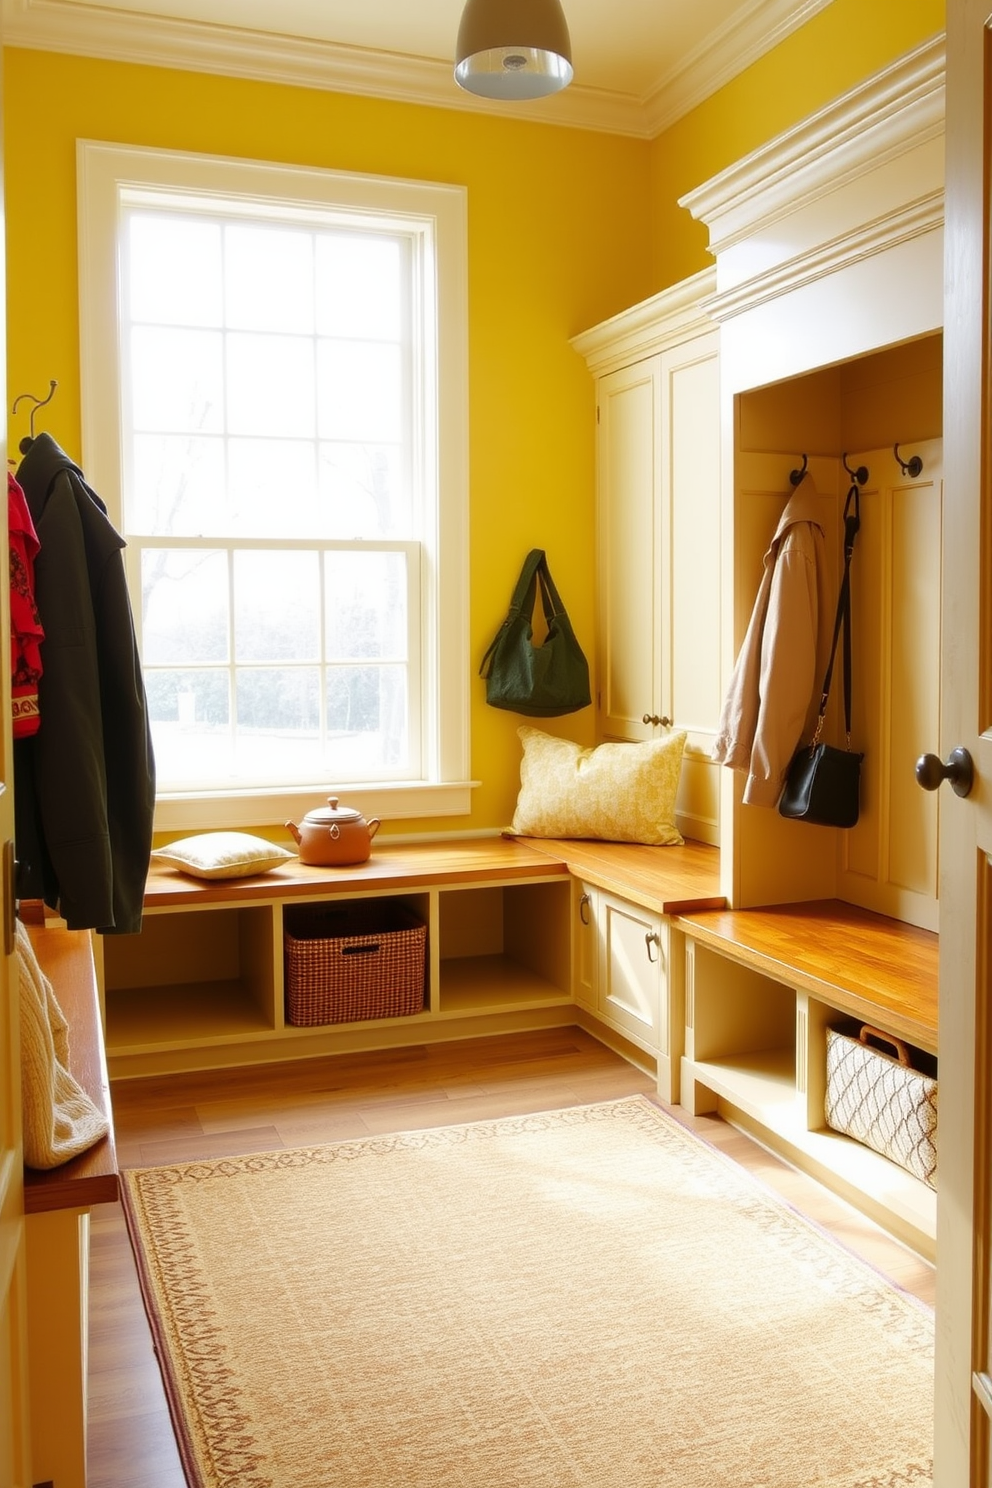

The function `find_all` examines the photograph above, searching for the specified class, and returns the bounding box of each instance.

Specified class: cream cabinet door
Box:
[595,330,722,844]
[596,357,662,742]
[597,890,666,1053]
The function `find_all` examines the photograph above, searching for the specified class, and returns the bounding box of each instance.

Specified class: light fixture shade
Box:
[454,0,573,100]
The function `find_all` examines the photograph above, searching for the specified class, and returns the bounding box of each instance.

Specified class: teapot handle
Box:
[368,818,381,840]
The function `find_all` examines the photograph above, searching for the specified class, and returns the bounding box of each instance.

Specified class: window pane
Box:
[224,223,314,333]
[227,331,315,438]
[318,443,409,538]
[129,213,223,327]
[236,667,322,778]
[317,341,401,443]
[227,438,318,537]
[142,549,229,665]
[130,327,224,433]
[129,434,226,535]
[315,233,402,340]
[145,667,231,784]
[234,551,320,662]
[325,550,407,659]
[326,664,408,769]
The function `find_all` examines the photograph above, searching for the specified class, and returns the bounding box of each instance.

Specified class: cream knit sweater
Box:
[17,920,109,1170]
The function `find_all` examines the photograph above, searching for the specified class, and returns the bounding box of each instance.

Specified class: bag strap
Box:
[811,482,860,747]
[479,549,564,678]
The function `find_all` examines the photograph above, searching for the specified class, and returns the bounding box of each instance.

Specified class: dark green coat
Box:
[14,434,155,934]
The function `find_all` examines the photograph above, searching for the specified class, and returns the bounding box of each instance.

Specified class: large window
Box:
[78,143,470,831]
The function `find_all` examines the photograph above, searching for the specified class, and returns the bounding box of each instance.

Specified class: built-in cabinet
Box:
[572,35,946,1252]
[572,271,722,849]
[100,845,576,1078]
[572,879,683,1101]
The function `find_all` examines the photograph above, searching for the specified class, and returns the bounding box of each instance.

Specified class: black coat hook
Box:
[842,453,869,486]
[12,379,57,453]
[789,454,808,486]
[894,443,923,478]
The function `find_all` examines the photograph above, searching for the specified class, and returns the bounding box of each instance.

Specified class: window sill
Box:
[153,781,479,836]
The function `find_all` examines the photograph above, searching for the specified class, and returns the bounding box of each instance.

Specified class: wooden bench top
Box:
[677,900,938,1053]
[511,836,724,916]
[142,836,573,908]
[22,916,119,1214]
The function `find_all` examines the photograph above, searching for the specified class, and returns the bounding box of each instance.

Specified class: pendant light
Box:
[454,0,573,101]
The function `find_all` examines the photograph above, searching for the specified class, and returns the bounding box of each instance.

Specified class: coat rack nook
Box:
[12,379,57,453]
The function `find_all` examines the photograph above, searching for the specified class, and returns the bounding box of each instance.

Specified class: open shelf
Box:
[684,1047,795,1121]
[100,843,577,1076]
[438,955,572,1015]
[106,979,275,1053]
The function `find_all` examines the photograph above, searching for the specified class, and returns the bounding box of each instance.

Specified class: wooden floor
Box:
[86,1025,936,1488]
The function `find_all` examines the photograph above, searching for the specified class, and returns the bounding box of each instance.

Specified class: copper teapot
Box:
[284,797,381,866]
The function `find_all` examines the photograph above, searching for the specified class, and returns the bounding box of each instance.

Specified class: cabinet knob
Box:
[642,714,671,728]
[915,746,974,798]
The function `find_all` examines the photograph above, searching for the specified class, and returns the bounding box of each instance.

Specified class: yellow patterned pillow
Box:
[510,726,687,845]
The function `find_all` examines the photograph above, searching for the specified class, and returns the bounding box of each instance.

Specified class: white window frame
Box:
[77,140,472,833]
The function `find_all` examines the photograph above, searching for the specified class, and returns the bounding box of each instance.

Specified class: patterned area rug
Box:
[121,1095,933,1488]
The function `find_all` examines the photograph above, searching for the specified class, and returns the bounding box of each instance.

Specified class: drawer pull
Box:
[579,893,591,926]
[645,931,660,963]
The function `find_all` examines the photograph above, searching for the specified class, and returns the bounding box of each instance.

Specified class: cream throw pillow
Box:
[510,726,687,845]
[152,832,297,880]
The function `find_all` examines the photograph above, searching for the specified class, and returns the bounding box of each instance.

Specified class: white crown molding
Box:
[1,0,856,140]
[1,0,649,135]
[571,267,717,373]
[700,191,943,324]
[641,0,834,137]
[0,0,649,135]
[680,34,946,253]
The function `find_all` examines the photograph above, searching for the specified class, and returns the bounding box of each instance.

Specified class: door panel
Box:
[938,2,992,1482]
[596,360,661,741]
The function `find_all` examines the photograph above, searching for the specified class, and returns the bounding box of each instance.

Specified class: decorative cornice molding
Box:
[700,192,943,324]
[642,0,833,137]
[571,268,717,373]
[1,0,843,140]
[680,34,946,252]
[0,0,649,135]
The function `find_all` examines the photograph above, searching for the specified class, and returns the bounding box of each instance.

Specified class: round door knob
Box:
[642,714,671,727]
[915,746,975,798]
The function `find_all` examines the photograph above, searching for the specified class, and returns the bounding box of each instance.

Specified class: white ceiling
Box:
[2,0,834,136]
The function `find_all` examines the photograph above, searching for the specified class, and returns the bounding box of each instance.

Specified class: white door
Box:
[0,801,27,1488]
[0,32,29,1482]
[936,3,992,1482]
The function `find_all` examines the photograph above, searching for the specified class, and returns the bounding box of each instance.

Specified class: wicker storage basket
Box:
[284,902,427,1027]
[824,1023,937,1189]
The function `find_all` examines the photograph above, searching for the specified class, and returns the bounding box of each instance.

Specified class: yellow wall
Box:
[648,0,945,289]
[2,4,945,835]
[2,47,652,835]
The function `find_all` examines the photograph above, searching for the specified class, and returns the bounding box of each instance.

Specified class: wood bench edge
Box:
[22,917,120,1214]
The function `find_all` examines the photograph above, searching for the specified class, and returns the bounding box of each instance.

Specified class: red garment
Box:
[9,470,43,737]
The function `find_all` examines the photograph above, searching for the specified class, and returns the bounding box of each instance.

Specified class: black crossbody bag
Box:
[778,484,864,828]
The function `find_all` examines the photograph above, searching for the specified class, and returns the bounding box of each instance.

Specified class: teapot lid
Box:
[302,795,364,825]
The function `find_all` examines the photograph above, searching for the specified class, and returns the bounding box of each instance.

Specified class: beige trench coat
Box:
[711,475,836,806]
